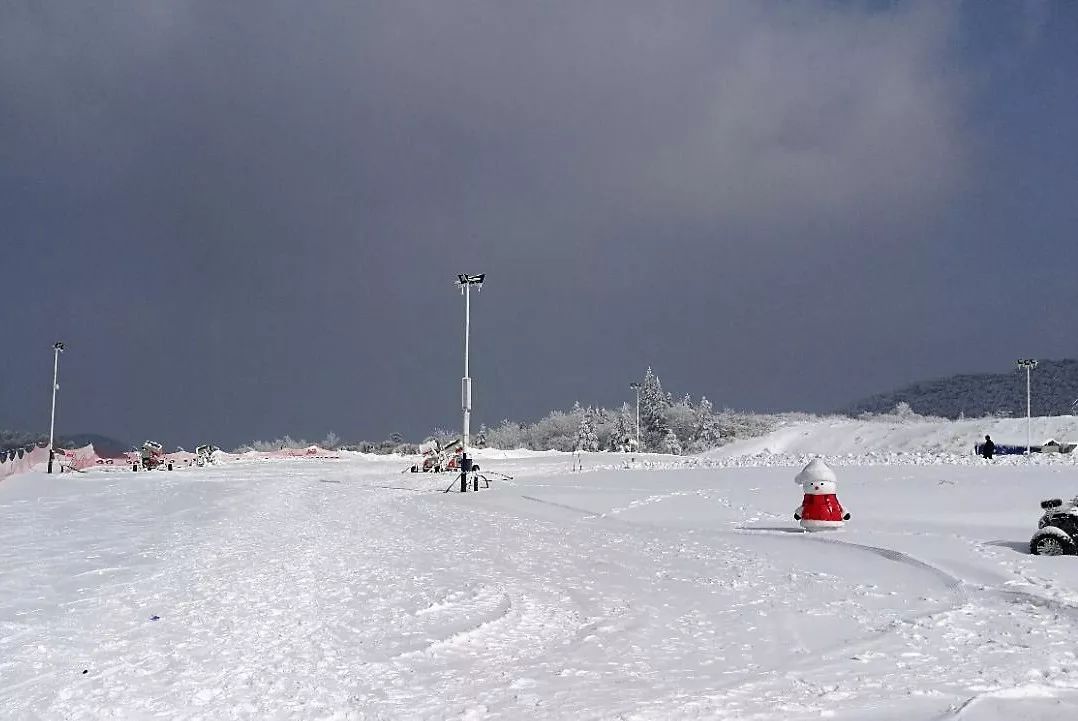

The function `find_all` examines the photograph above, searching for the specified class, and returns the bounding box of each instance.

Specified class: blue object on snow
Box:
[149,615,160,621]
[975,443,1029,456]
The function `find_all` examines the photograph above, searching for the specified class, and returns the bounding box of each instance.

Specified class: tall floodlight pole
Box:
[1017,358,1038,455]
[47,341,65,474]
[457,274,485,452]
[629,382,641,450]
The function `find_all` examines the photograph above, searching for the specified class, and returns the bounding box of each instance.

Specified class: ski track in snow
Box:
[3,453,1078,719]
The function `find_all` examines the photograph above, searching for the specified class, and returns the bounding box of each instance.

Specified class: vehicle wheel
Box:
[1030,528,1076,556]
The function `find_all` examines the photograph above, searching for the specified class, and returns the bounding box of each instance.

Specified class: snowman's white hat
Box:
[795,458,837,485]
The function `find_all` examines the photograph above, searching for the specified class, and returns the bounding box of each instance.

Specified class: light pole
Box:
[1017,358,1038,455]
[456,274,485,451]
[48,341,65,474]
[629,382,641,451]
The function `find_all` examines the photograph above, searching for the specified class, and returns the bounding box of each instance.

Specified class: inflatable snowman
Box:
[793,458,850,531]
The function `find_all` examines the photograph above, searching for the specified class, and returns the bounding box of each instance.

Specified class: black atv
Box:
[1030,497,1078,556]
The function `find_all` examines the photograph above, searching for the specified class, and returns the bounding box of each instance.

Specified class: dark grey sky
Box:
[3,2,1077,449]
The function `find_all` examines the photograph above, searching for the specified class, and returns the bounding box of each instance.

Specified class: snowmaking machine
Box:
[408,438,464,473]
[195,444,220,467]
[133,440,171,471]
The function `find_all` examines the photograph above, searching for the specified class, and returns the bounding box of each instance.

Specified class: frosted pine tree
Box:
[609,403,634,451]
[638,367,671,451]
[666,395,696,448]
[576,408,600,452]
[661,426,682,455]
[593,406,614,450]
[692,396,721,451]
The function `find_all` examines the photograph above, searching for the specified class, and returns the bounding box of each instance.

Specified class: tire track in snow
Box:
[530,514,976,719]
[659,529,1078,719]
[388,585,513,660]
[505,490,959,719]
[800,534,967,595]
[934,685,1078,720]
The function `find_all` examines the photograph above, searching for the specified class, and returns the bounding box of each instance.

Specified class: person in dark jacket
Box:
[981,435,995,460]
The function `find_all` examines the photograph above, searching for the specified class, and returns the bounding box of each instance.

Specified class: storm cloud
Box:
[2,2,1076,448]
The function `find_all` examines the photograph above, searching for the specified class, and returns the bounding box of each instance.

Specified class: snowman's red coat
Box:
[800,493,845,522]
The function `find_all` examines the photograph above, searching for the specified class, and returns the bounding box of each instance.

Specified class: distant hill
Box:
[0,431,131,457]
[840,359,1078,419]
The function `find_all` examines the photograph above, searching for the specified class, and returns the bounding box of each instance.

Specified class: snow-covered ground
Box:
[4,436,1078,719]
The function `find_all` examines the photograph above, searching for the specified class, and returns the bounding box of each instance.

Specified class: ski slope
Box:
[3,447,1078,720]
[707,414,1078,461]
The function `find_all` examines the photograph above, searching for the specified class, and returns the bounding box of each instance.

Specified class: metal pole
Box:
[1017,359,1037,456]
[463,281,471,452]
[1027,365,1032,455]
[48,345,61,474]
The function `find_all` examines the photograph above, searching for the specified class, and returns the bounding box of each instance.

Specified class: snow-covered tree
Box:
[576,408,600,452]
[430,427,456,444]
[529,410,580,451]
[609,403,635,451]
[485,419,524,449]
[639,367,671,451]
[665,396,696,449]
[892,402,918,422]
[475,424,488,448]
[661,426,682,455]
[691,396,722,451]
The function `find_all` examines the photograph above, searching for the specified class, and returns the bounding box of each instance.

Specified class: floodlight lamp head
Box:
[629,382,640,390]
[456,273,485,290]
[53,341,65,352]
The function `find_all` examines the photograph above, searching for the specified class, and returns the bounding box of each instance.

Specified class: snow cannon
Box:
[793,459,850,531]
[195,444,220,467]
[133,440,170,471]
[410,438,463,473]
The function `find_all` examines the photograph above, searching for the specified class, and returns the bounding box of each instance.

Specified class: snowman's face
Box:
[804,479,837,495]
